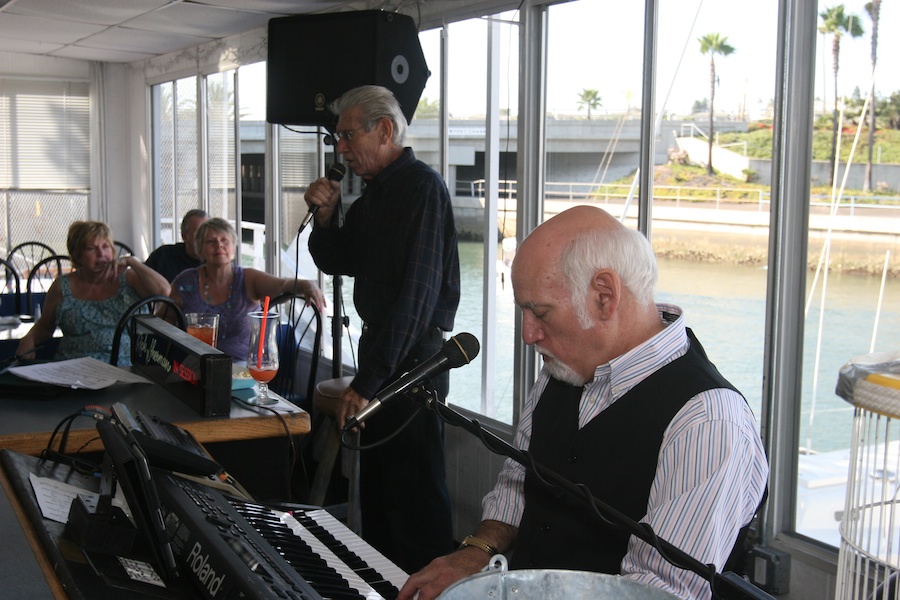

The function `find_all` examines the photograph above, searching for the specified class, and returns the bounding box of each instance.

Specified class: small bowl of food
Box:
[232,364,255,390]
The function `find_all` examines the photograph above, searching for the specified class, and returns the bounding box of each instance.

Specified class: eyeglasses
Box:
[332,127,365,143]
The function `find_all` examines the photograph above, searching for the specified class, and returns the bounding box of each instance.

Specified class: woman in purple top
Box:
[165,218,325,362]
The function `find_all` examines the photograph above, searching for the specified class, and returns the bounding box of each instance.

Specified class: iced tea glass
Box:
[246,310,279,405]
[185,312,219,348]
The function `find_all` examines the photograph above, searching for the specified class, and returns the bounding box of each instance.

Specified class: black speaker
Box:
[266,11,430,127]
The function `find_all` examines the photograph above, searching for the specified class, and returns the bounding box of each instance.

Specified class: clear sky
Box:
[241,1,900,123]
[417,0,899,120]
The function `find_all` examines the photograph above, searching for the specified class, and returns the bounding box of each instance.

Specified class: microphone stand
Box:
[330,161,344,379]
[308,136,343,380]
[412,395,775,600]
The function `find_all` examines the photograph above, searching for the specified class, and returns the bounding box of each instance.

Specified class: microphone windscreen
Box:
[445,332,480,368]
[328,162,347,182]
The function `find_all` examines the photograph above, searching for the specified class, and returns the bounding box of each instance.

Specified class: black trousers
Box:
[358,326,455,574]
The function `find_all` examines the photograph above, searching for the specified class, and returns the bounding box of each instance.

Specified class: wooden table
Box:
[0,461,66,599]
[0,374,312,600]
[0,379,311,457]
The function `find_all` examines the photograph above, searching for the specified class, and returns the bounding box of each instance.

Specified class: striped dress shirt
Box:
[481,304,769,600]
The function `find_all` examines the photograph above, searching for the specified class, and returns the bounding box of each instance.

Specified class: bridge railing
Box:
[461,179,900,215]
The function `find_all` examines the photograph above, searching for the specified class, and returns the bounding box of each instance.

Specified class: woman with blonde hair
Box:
[16,220,171,365]
[166,217,325,361]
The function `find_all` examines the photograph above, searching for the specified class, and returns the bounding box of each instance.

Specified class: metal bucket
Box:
[438,567,681,600]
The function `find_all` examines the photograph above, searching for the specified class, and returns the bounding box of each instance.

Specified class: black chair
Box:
[6,241,57,282]
[110,295,185,366]
[0,257,22,316]
[269,292,322,409]
[25,254,73,317]
[114,240,134,258]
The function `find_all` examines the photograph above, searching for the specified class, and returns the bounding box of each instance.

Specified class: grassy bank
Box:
[639,163,900,277]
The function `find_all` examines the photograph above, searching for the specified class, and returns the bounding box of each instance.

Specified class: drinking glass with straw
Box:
[246,296,279,405]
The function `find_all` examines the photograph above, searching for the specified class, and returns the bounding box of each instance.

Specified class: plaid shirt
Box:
[309,148,461,399]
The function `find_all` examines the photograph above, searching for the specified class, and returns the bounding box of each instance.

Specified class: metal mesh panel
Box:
[155,82,176,244]
[1,191,87,257]
[175,77,200,219]
[153,77,204,247]
[207,71,236,222]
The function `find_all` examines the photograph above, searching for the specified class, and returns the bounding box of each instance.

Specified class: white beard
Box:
[537,347,588,386]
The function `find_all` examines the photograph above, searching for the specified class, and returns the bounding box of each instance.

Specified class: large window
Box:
[153,76,201,245]
[421,11,520,424]
[0,79,89,253]
[538,0,900,556]
[796,0,900,548]
[143,2,900,578]
[152,67,247,262]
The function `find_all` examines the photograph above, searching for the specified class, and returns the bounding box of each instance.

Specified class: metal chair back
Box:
[110,295,185,366]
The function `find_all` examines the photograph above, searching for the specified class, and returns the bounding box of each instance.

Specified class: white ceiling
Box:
[0,0,357,63]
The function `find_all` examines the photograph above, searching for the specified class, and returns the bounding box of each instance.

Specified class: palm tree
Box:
[416,96,440,119]
[819,5,864,182]
[698,33,735,175]
[577,89,602,120]
[863,1,881,191]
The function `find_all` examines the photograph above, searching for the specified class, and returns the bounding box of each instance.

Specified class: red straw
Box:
[257,296,270,368]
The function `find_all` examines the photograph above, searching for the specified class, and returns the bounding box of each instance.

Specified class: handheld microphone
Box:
[344,332,480,432]
[300,162,347,232]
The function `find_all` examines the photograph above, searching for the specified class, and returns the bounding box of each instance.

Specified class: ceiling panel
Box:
[126,3,280,38]
[49,45,158,63]
[0,0,360,64]
[2,0,172,26]
[0,37,65,55]
[0,12,106,44]
[194,0,349,13]
[76,26,213,55]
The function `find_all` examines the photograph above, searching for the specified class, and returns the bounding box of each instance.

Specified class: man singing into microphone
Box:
[304,85,461,573]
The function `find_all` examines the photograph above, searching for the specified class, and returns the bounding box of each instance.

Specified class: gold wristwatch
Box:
[458,535,499,556]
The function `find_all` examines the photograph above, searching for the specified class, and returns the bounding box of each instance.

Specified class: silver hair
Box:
[195,217,238,261]
[560,224,658,327]
[330,85,407,146]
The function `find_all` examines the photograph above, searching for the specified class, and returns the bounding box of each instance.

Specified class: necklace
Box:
[203,264,234,309]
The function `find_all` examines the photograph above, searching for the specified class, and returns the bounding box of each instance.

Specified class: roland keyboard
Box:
[154,468,407,600]
[230,499,407,600]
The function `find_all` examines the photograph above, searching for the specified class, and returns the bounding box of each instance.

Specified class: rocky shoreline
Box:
[453,204,900,278]
[650,227,900,278]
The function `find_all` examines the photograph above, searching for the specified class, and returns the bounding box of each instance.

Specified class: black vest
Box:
[512,329,738,572]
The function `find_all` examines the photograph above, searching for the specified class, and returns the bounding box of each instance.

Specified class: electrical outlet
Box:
[747,545,791,595]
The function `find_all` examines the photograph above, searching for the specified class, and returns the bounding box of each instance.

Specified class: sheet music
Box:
[9,357,151,389]
[29,472,97,523]
[29,473,131,524]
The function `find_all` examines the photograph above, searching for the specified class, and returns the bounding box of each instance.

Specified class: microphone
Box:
[300,162,347,231]
[344,332,480,431]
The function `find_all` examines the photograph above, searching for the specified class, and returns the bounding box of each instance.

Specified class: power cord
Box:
[232,395,298,502]
[39,405,111,475]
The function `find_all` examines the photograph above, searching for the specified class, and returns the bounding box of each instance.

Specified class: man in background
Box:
[399,205,768,600]
[145,209,208,282]
[304,85,460,573]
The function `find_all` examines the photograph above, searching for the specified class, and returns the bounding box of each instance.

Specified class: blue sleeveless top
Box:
[172,265,260,362]
[55,272,141,365]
